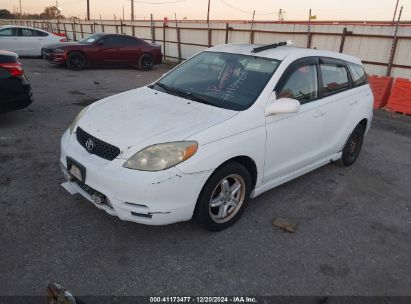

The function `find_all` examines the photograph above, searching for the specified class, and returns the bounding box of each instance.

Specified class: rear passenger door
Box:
[319,58,360,155]
[117,36,142,64]
[19,28,48,56]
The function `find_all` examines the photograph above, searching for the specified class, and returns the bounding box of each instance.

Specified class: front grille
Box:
[76,127,120,161]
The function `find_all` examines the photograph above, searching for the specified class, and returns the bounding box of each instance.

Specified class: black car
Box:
[0,50,33,113]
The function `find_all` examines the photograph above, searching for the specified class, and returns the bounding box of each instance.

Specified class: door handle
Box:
[350,100,359,105]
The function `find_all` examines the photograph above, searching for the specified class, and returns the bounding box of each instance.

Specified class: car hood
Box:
[77,87,237,158]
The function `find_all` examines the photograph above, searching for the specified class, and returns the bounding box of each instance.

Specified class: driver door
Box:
[263,57,327,183]
[93,35,121,66]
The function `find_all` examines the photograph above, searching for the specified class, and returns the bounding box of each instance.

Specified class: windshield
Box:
[152,51,280,111]
[78,34,103,44]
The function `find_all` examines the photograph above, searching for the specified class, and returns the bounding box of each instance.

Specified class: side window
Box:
[347,62,367,87]
[21,29,39,36]
[104,35,128,46]
[0,28,18,36]
[32,30,48,37]
[124,37,140,45]
[320,62,349,97]
[277,64,318,104]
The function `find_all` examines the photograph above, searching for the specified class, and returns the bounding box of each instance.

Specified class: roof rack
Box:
[252,40,295,53]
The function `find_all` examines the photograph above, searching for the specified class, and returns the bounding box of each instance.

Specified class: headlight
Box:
[53,48,65,53]
[123,141,198,171]
[69,106,89,134]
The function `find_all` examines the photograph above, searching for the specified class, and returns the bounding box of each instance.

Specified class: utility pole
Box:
[278,9,284,22]
[19,0,22,19]
[249,10,255,44]
[131,0,135,21]
[307,8,315,48]
[122,6,125,20]
[392,0,400,23]
[387,5,403,76]
[86,0,90,20]
[207,0,211,24]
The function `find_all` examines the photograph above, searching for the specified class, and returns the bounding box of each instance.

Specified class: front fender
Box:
[176,125,266,188]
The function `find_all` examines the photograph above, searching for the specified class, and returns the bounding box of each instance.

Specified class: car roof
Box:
[0,24,49,32]
[207,44,362,65]
[0,50,19,58]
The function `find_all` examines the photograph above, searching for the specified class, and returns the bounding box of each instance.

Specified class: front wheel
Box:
[67,51,87,70]
[195,162,252,231]
[336,124,365,167]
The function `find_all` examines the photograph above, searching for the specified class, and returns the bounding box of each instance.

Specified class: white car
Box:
[0,25,67,57]
[60,43,373,231]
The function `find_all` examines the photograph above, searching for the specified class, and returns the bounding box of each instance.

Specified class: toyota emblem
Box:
[85,138,94,152]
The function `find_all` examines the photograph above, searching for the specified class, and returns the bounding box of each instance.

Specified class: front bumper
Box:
[60,129,212,225]
[42,49,66,64]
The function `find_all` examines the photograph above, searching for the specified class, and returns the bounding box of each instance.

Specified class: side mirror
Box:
[96,40,104,46]
[265,97,301,116]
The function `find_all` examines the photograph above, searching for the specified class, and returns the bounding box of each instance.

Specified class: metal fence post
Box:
[79,23,84,39]
[225,23,229,44]
[163,21,166,61]
[339,27,348,53]
[177,27,182,62]
[151,14,155,43]
[72,21,77,41]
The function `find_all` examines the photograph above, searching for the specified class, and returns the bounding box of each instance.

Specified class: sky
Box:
[2,0,411,21]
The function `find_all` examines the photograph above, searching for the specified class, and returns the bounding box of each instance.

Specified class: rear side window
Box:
[21,29,48,37]
[320,62,349,97]
[347,62,367,87]
[277,64,318,104]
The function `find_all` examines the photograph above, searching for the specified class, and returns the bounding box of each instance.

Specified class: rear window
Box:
[320,63,349,97]
[347,62,367,87]
[0,54,18,63]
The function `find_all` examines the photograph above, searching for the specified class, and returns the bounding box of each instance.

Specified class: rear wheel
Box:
[336,124,365,167]
[195,162,252,231]
[67,52,87,70]
[139,54,153,71]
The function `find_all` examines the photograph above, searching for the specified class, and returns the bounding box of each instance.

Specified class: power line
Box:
[58,0,86,7]
[219,0,278,16]
[133,0,186,4]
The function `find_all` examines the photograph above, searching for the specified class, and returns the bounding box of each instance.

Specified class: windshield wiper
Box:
[154,82,189,99]
[185,92,214,106]
[154,83,214,106]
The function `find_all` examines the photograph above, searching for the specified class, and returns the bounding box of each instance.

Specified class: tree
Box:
[41,6,64,19]
[0,9,14,19]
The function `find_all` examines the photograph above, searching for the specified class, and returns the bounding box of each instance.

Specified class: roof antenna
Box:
[252,40,295,53]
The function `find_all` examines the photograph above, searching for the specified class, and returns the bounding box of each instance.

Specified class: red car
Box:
[41,33,162,70]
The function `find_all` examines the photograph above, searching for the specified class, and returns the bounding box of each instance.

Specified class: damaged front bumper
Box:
[60,129,212,226]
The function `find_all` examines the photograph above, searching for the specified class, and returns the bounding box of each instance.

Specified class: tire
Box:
[139,54,153,71]
[195,162,252,232]
[66,51,87,70]
[336,124,365,167]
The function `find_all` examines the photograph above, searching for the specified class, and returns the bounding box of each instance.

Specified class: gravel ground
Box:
[0,59,410,297]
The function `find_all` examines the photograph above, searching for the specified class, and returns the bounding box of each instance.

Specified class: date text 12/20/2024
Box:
[149,297,257,303]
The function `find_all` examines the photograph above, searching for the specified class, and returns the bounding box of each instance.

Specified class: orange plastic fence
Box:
[368,76,394,109]
[385,78,411,115]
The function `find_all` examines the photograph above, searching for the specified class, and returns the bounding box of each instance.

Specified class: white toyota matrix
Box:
[61,42,373,231]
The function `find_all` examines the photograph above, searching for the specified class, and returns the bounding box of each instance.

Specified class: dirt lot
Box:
[0,59,410,296]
